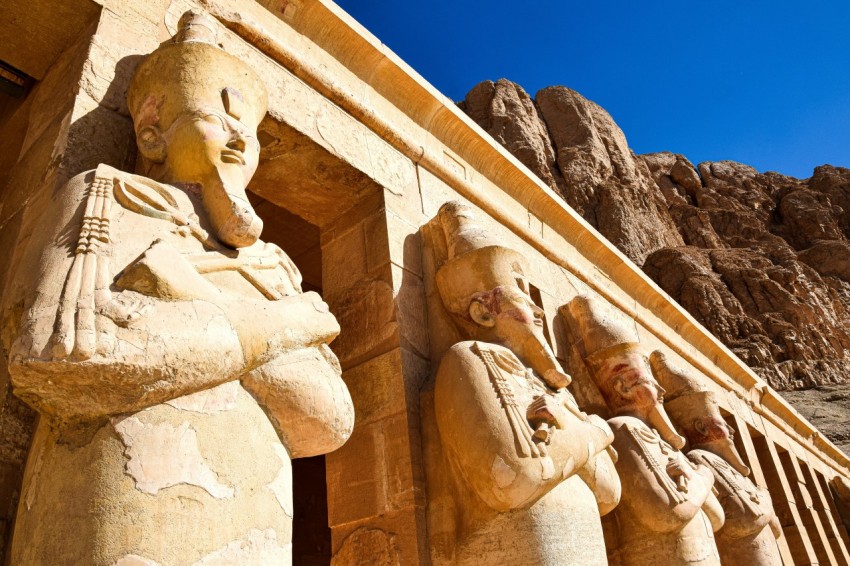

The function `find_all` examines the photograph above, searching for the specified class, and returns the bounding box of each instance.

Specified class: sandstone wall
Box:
[460,79,850,444]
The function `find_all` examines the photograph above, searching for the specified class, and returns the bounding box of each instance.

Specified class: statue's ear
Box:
[137,125,166,163]
[693,418,708,437]
[468,299,496,328]
[613,377,634,400]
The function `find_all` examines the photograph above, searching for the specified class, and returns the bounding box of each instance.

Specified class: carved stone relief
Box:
[653,352,784,565]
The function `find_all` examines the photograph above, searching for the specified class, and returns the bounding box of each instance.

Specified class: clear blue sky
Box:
[335,0,850,179]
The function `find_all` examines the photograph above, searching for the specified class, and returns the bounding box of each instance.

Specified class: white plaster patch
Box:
[491,455,516,489]
[113,417,234,498]
[191,529,290,565]
[112,555,161,566]
[268,443,293,517]
[165,381,240,414]
[539,456,555,480]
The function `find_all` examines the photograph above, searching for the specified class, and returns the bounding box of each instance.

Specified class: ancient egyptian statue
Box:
[2,11,353,565]
[651,351,783,566]
[426,201,620,565]
[562,295,723,566]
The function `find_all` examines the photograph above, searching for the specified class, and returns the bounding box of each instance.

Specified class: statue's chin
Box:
[201,174,264,249]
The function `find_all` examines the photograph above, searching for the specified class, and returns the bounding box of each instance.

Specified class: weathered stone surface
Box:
[781,386,850,455]
[460,79,850,444]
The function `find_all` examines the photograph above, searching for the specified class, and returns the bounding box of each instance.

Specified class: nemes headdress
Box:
[435,201,530,319]
[127,10,269,133]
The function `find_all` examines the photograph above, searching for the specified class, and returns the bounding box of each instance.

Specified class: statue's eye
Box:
[202,114,227,129]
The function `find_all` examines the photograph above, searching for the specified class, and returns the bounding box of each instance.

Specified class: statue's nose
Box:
[227,132,247,153]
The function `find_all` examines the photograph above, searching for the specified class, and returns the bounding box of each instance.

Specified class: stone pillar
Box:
[754,435,820,565]
[800,462,850,565]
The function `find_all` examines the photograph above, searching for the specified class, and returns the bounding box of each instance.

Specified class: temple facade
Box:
[0,1,848,564]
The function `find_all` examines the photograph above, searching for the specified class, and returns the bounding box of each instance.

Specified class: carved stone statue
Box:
[652,352,784,566]
[2,12,353,565]
[562,295,723,566]
[427,202,620,565]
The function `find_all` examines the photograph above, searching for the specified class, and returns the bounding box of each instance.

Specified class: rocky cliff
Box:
[460,79,850,450]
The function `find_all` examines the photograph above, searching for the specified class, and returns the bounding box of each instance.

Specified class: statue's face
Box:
[692,411,751,475]
[164,108,260,187]
[471,286,568,388]
[605,351,664,409]
[160,107,264,249]
[600,351,685,448]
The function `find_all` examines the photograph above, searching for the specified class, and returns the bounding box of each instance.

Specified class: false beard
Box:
[201,166,264,249]
[713,440,751,476]
[647,404,686,450]
[515,329,571,390]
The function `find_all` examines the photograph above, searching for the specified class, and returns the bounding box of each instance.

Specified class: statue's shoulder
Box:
[65,165,193,222]
[63,164,124,190]
[441,341,522,371]
[607,414,646,434]
[687,448,714,464]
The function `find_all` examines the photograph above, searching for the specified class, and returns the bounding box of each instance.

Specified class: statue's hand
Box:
[99,291,154,327]
[667,457,699,494]
[527,394,570,429]
[666,459,693,480]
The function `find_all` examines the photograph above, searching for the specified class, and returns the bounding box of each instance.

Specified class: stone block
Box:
[386,210,423,277]
[331,506,426,566]
[342,350,406,428]
[20,21,94,158]
[322,224,368,302]
[382,412,417,511]
[327,421,388,526]
[391,265,429,360]
[365,133,417,198]
[418,165,467,220]
[364,213,391,273]
[330,275,398,369]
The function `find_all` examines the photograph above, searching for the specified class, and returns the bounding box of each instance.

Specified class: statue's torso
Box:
[609,417,720,566]
[432,341,608,566]
[15,383,294,566]
[689,449,782,566]
[10,166,320,565]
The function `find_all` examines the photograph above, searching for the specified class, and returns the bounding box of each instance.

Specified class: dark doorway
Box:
[292,455,332,564]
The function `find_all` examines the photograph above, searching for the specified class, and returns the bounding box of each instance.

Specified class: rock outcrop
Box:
[460,79,850,402]
[460,81,683,265]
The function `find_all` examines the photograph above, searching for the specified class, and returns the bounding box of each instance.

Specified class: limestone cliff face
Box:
[460,79,850,396]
